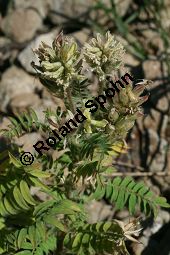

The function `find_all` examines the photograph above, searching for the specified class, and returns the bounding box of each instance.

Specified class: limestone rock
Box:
[143,60,162,80]
[157,96,169,112]
[48,0,95,24]
[0,66,36,112]
[49,0,131,24]
[15,132,42,153]
[147,129,168,172]
[0,117,11,131]
[14,0,52,18]
[72,29,90,45]
[1,9,42,43]
[85,200,112,224]
[9,93,41,115]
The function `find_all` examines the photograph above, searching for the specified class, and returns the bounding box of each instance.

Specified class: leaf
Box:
[72,233,83,249]
[3,196,18,215]
[17,228,28,249]
[20,180,36,205]
[132,182,144,192]
[115,189,125,210]
[33,200,55,217]
[110,185,119,202]
[15,251,32,255]
[29,176,50,192]
[129,194,136,215]
[103,222,112,232]
[89,183,105,200]
[13,186,30,210]
[154,197,170,208]
[81,233,90,245]
[45,216,67,232]
[28,225,36,249]
[9,152,22,168]
[36,221,46,241]
[51,200,82,215]
[120,177,133,188]
[105,180,112,198]
[76,161,98,178]
[29,170,51,178]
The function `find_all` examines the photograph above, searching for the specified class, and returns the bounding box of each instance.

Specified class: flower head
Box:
[113,82,149,114]
[83,31,125,81]
[33,32,82,93]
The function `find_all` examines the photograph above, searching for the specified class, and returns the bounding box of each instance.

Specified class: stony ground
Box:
[0,1,170,255]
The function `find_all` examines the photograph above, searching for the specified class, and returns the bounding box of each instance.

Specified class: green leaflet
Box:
[2,109,43,139]
[20,180,36,206]
[90,176,170,216]
[44,215,67,232]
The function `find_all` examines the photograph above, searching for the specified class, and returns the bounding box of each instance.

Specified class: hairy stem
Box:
[98,80,104,94]
[65,86,76,113]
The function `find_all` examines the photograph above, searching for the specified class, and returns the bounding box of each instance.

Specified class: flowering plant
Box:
[1,31,169,255]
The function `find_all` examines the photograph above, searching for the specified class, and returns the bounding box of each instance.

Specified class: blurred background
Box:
[0,0,170,254]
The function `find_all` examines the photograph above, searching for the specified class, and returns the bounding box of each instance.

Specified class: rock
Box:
[146,129,159,160]
[144,110,160,131]
[132,236,149,255]
[30,186,50,201]
[160,1,170,30]
[114,209,130,220]
[48,0,94,24]
[9,93,41,115]
[85,200,112,224]
[134,210,170,255]
[1,9,42,43]
[115,0,132,17]
[150,140,168,172]
[0,37,12,65]
[143,60,162,80]
[142,30,164,55]
[18,30,58,73]
[32,93,65,123]
[124,53,140,67]
[144,109,168,138]
[72,29,90,45]
[157,97,169,112]
[0,36,11,48]
[0,117,11,131]
[0,66,36,112]
[160,114,168,138]
[49,0,131,24]
[15,132,42,153]
[14,0,52,18]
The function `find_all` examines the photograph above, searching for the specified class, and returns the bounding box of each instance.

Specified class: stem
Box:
[98,80,104,94]
[65,86,76,114]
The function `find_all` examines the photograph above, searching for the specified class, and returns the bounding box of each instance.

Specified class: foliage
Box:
[89,176,170,216]
[0,31,169,255]
[0,109,46,139]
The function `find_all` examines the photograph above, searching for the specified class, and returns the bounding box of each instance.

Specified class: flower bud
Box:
[41,61,62,71]
[118,88,129,106]
[108,108,119,122]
